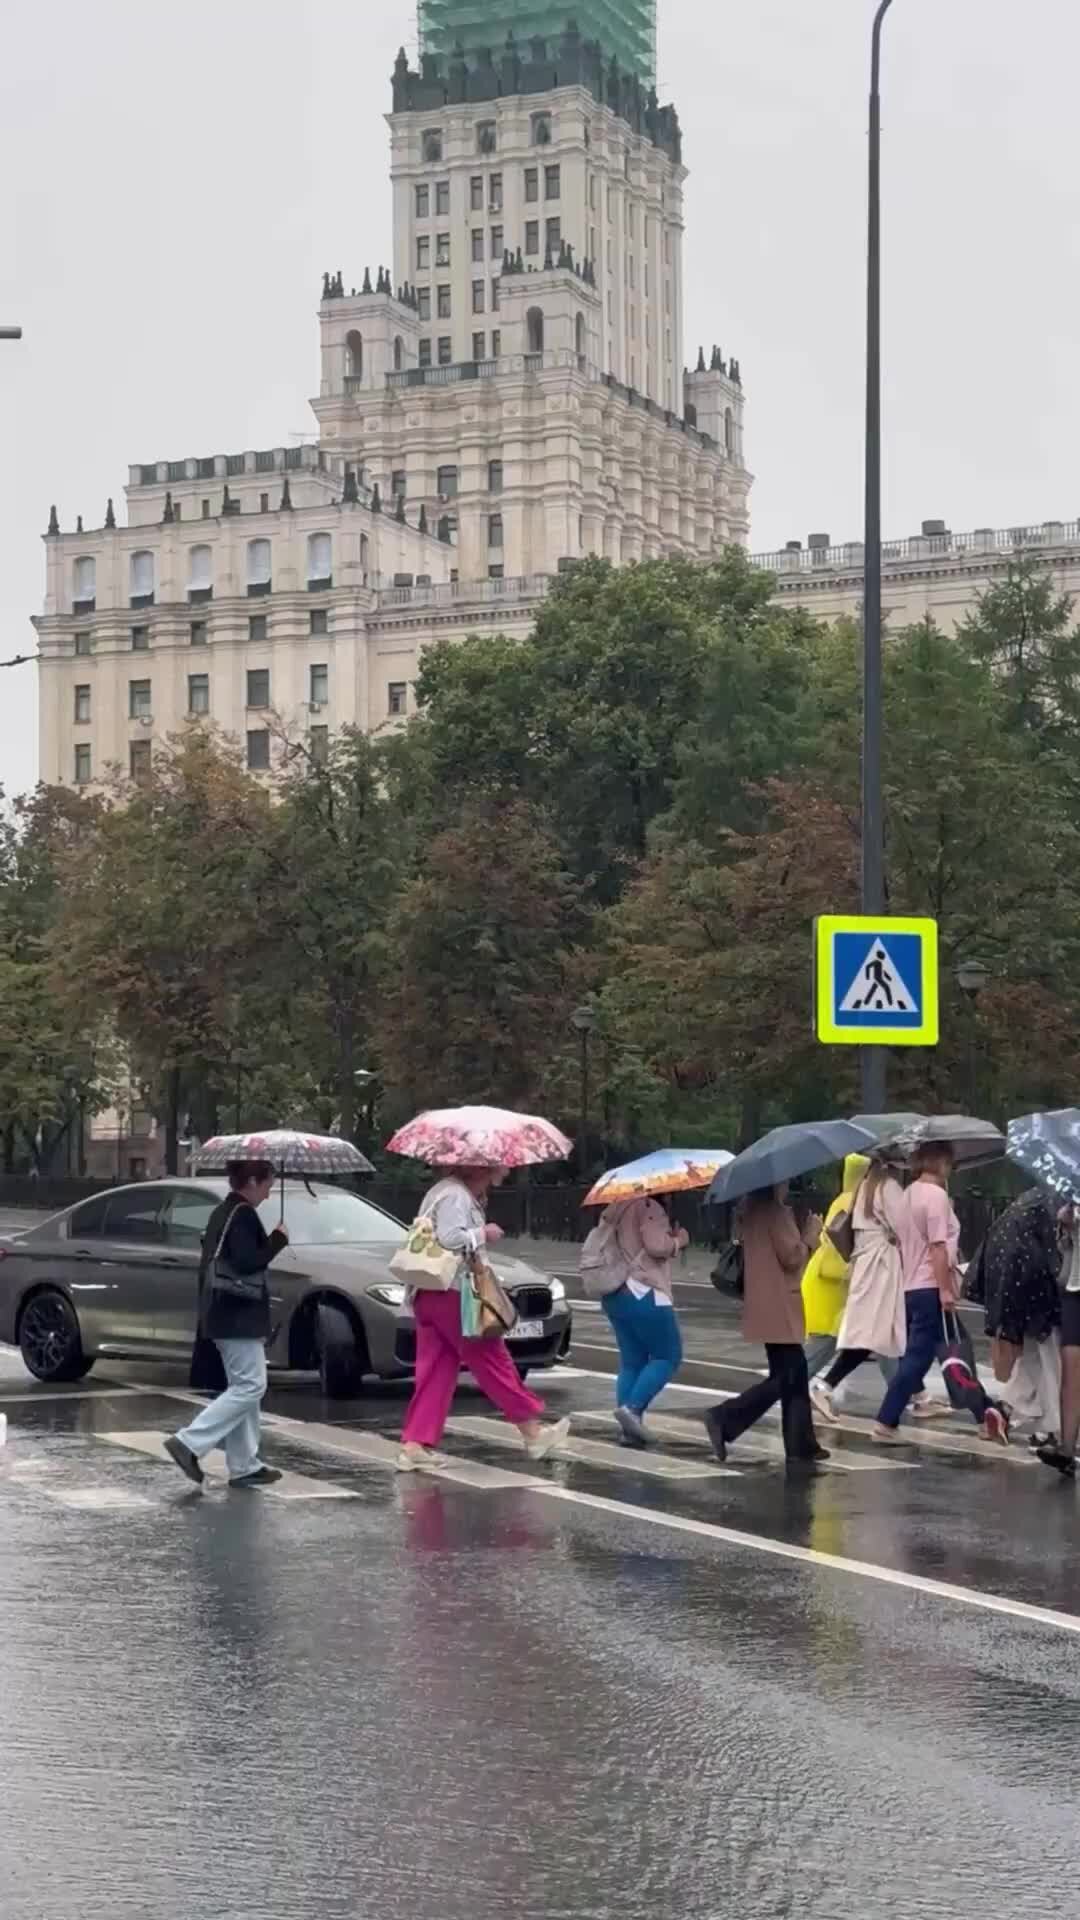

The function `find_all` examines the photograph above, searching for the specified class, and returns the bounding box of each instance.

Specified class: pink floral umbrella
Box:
[386,1104,573,1168]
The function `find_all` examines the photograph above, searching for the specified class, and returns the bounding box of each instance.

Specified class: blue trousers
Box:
[176,1338,267,1479]
[602,1286,683,1413]
[878,1289,942,1429]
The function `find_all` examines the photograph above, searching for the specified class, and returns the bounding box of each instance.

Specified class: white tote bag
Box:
[389,1212,461,1291]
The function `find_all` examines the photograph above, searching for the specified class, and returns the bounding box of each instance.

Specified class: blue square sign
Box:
[814,915,939,1047]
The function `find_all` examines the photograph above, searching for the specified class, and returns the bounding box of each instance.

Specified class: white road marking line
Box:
[0,1385,144,1405]
[571,1340,770,1378]
[94,1430,358,1499]
[445,1416,740,1479]
[534,1482,1080,1636]
[572,1410,914,1473]
[44,1486,156,1512]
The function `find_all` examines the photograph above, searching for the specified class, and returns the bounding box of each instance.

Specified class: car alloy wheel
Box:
[19,1291,92,1382]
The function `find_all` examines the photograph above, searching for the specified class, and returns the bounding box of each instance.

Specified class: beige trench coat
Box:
[740,1198,809,1346]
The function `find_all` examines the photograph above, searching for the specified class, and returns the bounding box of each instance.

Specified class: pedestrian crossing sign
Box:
[814,914,939,1047]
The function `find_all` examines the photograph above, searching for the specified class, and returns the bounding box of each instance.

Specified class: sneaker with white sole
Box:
[524,1417,571,1462]
[809,1382,839,1425]
[614,1405,649,1447]
[396,1442,450,1472]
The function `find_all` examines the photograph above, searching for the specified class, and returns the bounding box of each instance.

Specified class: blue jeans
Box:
[602,1287,683,1413]
[176,1338,267,1479]
[878,1289,942,1429]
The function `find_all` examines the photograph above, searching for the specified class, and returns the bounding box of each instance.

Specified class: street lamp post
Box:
[955,958,990,1112]
[570,1005,596,1179]
[861,0,895,1115]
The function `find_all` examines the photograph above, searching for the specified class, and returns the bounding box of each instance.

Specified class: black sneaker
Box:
[229,1466,283,1489]
[1036,1444,1076,1480]
[163,1436,204,1486]
[704,1409,728,1463]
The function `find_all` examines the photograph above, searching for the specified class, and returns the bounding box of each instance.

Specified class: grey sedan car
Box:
[0,1178,572,1397]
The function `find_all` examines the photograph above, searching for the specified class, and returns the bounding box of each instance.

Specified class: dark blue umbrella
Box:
[1007,1109,1080,1204]
[706,1120,878,1207]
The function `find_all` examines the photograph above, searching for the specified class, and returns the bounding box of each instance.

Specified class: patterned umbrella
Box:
[1007,1109,1080,1203]
[584,1148,734,1207]
[193,1130,375,1175]
[386,1104,572,1168]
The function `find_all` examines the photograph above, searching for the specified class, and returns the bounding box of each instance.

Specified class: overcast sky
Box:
[2,0,1076,795]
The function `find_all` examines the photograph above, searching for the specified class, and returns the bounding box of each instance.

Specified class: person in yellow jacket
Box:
[801,1153,870,1378]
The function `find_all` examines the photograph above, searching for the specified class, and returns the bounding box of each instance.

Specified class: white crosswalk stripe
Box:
[444,1415,739,1478]
[96,1429,359,1499]
[573,1409,916,1471]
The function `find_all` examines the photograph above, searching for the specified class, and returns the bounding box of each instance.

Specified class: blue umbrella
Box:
[706,1120,878,1208]
[1007,1109,1080,1203]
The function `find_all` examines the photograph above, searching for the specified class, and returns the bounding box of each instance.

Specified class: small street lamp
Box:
[570,1005,596,1178]
[955,957,991,1112]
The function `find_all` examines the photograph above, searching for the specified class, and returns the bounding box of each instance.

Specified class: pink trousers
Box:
[402,1288,545,1446]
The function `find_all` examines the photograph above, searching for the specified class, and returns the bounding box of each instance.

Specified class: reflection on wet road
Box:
[1,1320,1079,1920]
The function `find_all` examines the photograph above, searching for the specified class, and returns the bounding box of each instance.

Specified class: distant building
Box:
[750,516,1080,633]
[35,10,749,792]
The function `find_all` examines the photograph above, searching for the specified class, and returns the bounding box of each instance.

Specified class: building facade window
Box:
[488,513,503,547]
[309,725,329,765]
[491,277,501,311]
[532,111,552,145]
[472,331,485,361]
[129,550,155,607]
[422,128,442,162]
[476,119,496,153]
[187,673,210,715]
[526,307,544,353]
[435,179,450,215]
[436,465,458,499]
[310,607,329,636]
[488,564,504,580]
[246,668,270,709]
[545,164,560,199]
[488,459,503,492]
[489,173,502,211]
[246,730,270,771]
[129,740,152,784]
[309,663,329,706]
[490,225,503,259]
[74,631,92,656]
[249,614,267,642]
[470,175,483,210]
[73,555,96,609]
[246,539,271,595]
[393,336,403,370]
[202,499,210,518]
[131,625,149,651]
[437,284,451,318]
[307,530,332,588]
[391,469,407,499]
[415,183,429,218]
[525,220,539,256]
[74,684,91,724]
[416,235,430,271]
[388,682,407,716]
[471,228,484,262]
[525,166,539,202]
[345,330,363,379]
[129,678,151,719]
[491,329,500,357]
[437,336,452,365]
[74,743,91,786]
[417,288,431,321]
[435,233,450,267]
[418,338,432,367]
[260,493,269,513]
[190,620,208,647]
[472,280,485,314]
[545,217,561,254]
[188,544,213,600]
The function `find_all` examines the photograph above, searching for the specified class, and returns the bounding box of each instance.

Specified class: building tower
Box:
[418,0,658,87]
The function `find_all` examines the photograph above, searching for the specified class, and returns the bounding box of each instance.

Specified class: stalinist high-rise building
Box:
[35,3,751,790]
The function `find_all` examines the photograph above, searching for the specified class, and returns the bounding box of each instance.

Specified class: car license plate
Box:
[509,1318,544,1342]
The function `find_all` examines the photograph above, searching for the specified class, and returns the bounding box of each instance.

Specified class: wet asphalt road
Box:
[2,1235,1080,1917]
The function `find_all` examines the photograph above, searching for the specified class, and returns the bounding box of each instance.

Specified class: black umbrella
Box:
[706,1120,878,1208]
[1007,1109,1080,1204]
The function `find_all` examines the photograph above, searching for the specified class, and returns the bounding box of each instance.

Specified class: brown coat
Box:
[740,1198,809,1345]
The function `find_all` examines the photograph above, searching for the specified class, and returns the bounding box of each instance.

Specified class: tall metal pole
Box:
[861,0,894,1114]
[580,1028,590,1179]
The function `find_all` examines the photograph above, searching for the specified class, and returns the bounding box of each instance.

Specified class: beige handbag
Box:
[389,1213,461,1291]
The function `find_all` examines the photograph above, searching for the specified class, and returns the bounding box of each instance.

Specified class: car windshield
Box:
[257,1187,403,1247]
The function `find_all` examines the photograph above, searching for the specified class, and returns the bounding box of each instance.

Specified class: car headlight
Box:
[369,1283,408,1307]
[549,1277,566,1302]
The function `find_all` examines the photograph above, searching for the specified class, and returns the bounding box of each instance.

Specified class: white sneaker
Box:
[524,1417,571,1462]
[396,1443,450,1472]
[810,1381,839,1425]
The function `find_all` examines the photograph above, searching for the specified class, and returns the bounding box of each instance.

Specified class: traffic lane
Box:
[0,1404,1077,1920]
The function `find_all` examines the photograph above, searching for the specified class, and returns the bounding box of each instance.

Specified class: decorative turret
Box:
[105,497,116,529]
[47,503,59,536]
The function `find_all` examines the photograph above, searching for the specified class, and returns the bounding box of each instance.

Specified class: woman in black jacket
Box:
[164,1160,288,1489]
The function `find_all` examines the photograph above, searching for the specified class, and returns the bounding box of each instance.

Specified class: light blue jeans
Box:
[603,1286,683,1413]
[176,1339,267,1480]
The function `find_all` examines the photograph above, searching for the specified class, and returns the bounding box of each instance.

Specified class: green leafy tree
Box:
[959,553,1080,745]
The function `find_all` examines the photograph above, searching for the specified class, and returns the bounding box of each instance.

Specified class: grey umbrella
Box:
[706,1120,878,1208]
[853,1112,1005,1169]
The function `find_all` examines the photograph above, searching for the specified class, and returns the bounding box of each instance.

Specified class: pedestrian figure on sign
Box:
[856,948,895,1010]
[164,1159,288,1489]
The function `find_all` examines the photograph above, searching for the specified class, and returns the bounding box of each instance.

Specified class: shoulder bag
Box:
[460,1252,518,1340]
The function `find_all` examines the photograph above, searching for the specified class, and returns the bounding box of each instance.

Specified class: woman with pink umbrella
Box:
[387,1105,572,1472]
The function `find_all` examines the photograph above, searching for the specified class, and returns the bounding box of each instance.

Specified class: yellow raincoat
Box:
[800,1154,870,1337]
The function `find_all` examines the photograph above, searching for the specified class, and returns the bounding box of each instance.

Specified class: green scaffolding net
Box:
[417,2,657,88]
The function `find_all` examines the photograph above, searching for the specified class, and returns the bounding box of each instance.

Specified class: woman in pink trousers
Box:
[398,1165,571,1471]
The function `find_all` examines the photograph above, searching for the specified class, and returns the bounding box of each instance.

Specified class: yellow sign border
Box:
[814,914,939,1047]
